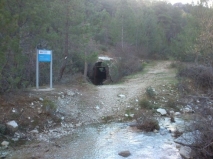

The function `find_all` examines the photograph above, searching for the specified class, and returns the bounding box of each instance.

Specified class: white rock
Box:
[154,129,159,133]
[169,111,175,115]
[175,112,181,116]
[38,109,42,114]
[67,91,75,96]
[76,123,82,127]
[129,114,134,118]
[183,108,190,112]
[179,146,192,159]
[12,138,19,141]
[12,109,16,113]
[30,129,39,134]
[1,141,9,147]
[98,56,113,61]
[39,97,44,101]
[208,115,212,121]
[7,121,18,129]
[95,106,100,110]
[118,94,126,98]
[157,108,167,116]
[175,131,201,145]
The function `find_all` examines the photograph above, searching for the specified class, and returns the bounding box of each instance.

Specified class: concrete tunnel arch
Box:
[87,56,113,85]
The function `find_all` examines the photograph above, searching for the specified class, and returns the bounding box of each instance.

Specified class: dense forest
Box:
[0,0,212,92]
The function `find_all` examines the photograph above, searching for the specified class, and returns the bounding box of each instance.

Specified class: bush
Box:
[146,86,156,98]
[134,111,160,132]
[139,98,157,110]
[165,99,179,111]
[110,44,144,82]
[141,61,148,68]
[177,63,213,158]
[178,96,213,159]
[0,124,6,135]
[188,101,213,158]
[178,65,213,89]
[42,99,57,116]
[124,108,135,119]
[169,61,181,68]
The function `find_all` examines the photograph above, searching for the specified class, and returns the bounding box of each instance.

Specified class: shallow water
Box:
[7,118,183,159]
[53,122,182,159]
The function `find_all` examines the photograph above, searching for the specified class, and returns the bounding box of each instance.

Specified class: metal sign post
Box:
[36,49,53,89]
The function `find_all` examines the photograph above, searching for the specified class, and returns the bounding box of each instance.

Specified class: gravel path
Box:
[81,61,175,123]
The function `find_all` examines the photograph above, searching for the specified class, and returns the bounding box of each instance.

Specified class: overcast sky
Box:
[163,0,198,4]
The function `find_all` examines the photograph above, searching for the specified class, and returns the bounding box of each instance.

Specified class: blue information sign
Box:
[36,49,53,89]
[38,50,52,62]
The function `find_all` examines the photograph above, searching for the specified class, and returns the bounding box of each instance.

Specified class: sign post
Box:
[36,49,53,89]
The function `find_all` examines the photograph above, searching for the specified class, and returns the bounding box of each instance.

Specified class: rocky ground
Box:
[0,60,199,158]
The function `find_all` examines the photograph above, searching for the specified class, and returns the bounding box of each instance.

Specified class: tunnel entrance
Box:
[92,61,107,85]
[87,56,113,85]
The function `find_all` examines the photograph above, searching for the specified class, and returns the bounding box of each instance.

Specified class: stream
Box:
[58,122,182,159]
[5,117,184,159]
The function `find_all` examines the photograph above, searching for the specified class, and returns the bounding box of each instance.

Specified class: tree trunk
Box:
[84,60,88,80]
[58,0,69,81]
[121,15,124,51]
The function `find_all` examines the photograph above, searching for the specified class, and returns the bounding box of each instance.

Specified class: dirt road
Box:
[54,60,175,125]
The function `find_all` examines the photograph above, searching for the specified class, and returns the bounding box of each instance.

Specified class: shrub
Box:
[0,124,6,135]
[139,98,157,110]
[141,61,148,68]
[169,61,180,68]
[110,44,144,82]
[146,86,156,98]
[124,108,135,119]
[165,99,179,111]
[181,97,213,159]
[102,116,114,123]
[192,107,213,158]
[134,111,160,132]
[42,99,57,116]
[178,65,213,89]
[136,118,160,131]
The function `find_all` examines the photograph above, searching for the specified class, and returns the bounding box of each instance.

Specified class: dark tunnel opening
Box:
[88,61,112,85]
[92,61,107,85]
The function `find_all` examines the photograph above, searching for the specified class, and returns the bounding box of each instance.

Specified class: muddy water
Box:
[7,118,183,159]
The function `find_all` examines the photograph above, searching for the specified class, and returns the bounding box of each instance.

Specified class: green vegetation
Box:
[1,0,213,93]
[165,99,179,111]
[42,99,57,116]
[136,118,160,132]
[139,98,158,110]
[145,87,156,98]
[134,111,160,132]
